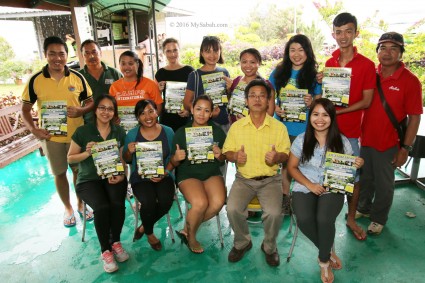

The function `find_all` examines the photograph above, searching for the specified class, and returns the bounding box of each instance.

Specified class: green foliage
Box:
[180,48,202,70]
[314,0,344,28]
[0,36,15,62]
[0,60,30,81]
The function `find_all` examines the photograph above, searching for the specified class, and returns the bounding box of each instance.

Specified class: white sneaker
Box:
[101,250,119,273]
[355,210,370,219]
[367,222,384,235]
[112,241,129,262]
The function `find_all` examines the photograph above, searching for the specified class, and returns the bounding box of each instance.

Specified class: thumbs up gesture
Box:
[265,145,278,166]
[236,145,247,164]
[173,144,186,162]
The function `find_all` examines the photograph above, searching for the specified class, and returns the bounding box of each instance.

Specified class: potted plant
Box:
[0,60,29,84]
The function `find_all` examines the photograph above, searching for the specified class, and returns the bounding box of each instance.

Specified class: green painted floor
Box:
[1,151,425,283]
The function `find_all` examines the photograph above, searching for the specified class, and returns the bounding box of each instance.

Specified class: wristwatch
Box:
[401,144,413,152]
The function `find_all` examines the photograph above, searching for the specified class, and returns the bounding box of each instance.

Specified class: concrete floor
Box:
[1,151,425,282]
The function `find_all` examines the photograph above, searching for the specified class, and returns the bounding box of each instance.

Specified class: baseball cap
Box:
[378,32,404,46]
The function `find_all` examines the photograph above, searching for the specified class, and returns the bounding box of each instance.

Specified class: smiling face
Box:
[137,103,158,128]
[191,98,213,126]
[119,55,138,79]
[377,42,403,68]
[45,43,67,73]
[201,47,220,67]
[82,42,101,68]
[240,52,260,78]
[245,85,269,114]
[310,104,331,133]
[332,23,359,49]
[289,42,307,70]
[95,98,115,124]
[164,42,180,65]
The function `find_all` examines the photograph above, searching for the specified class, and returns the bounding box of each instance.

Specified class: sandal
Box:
[319,261,334,283]
[187,242,204,254]
[63,213,76,227]
[176,230,189,245]
[346,223,367,241]
[78,208,94,222]
[330,251,342,270]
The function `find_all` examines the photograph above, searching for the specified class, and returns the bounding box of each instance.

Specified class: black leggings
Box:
[132,176,175,235]
[76,178,127,253]
[292,192,344,262]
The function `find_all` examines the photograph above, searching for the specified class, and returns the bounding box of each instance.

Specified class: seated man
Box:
[223,79,290,266]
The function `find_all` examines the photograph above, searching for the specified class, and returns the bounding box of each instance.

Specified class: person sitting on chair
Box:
[168,95,227,254]
[223,79,290,267]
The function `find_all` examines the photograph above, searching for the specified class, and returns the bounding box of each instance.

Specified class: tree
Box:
[0,36,15,62]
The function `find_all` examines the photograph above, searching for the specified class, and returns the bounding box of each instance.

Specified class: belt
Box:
[250,176,271,181]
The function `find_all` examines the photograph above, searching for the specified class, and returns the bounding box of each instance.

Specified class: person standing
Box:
[155,38,194,131]
[79,39,122,124]
[325,12,375,241]
[224,79,290,266]
[21,36,93,227]
[358,32,422,235]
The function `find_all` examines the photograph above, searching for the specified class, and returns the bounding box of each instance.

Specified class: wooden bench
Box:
[0,104,42,168]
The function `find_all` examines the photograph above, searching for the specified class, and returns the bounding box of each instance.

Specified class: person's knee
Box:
[190,198,208,212]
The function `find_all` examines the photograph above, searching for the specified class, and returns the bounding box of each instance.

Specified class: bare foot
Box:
[346,220,367,241]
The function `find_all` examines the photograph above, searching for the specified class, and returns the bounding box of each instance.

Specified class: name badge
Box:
[105,79,114,85]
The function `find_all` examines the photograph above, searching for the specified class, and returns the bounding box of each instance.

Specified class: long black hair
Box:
[301,98,344,163]
[273,34,318,94]
[119,50,144,88]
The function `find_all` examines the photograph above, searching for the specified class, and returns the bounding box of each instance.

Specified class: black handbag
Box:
[376,73,408,146]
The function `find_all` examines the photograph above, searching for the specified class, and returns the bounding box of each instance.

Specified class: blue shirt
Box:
[269,69,322,137]
[291,132,353,194]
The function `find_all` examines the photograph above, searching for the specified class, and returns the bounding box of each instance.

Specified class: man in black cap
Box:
[358,32,423,235]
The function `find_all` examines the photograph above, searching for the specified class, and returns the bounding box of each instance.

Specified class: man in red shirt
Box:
[325,12,376,241]
[358,32,422,235]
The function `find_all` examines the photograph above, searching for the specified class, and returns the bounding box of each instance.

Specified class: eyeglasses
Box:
[97,106,114,113]
[247,94,267,100]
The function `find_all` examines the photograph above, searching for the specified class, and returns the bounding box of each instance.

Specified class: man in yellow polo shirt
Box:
[224,79,290,267]
[21,36,93,227]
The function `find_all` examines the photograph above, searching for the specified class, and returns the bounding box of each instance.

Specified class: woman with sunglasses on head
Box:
[155,37,194,132]
[184,36,232,133]
[123,99,175,252]
[288,98,364,283]
[67,94,129,273]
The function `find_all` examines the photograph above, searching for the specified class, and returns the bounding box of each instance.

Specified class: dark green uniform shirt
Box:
[79,61,122,123]
[72,122,126,184]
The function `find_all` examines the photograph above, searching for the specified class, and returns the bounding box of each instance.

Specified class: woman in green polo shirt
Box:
[68,94,129,273]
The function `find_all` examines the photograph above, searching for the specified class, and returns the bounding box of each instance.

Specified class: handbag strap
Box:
[376,73,404,141]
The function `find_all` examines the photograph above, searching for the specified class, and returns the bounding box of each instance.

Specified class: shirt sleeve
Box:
[71,126,85,148]
[268,69,277,90]
[222,124,236,154]
[342,135,354,156]
[186,71,195,92]
[290,134,304,159]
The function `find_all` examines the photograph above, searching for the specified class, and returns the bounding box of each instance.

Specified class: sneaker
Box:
[355,210,370,219]
[367,222,384,235]
[101,250,119,273]
[282,194,292,215]
[112,242,129,262]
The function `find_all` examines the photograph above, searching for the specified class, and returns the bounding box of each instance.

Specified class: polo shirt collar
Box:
[83,61,109,73]
[42,64,70,78]
[88,121,120,138]
[243,114,271,129]
[377,62,406,81]
[331,46,359,62]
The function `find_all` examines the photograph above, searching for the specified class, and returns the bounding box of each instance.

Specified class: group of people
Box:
[21,11,422,282]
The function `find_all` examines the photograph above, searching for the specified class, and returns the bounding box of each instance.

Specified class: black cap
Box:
[378,32,404,46]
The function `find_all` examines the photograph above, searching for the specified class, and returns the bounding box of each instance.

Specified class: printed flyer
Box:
[185,126,214,164]
[201,72,228,106]
[323,151,356,195]
[91,139,124,179]
[40,100,67,136]
[322,67,352,107]
[165,81,186,113]
[118,106,138,132]
[228,81,249,116]
[279,88,308,122]
[136,141,164,178]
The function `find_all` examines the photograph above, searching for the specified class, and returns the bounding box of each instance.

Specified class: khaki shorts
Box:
[40,140,78,176]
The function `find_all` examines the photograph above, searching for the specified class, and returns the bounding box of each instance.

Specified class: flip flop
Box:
[346,223,367,241]
[188,243,204,254]
[330,252,342,270]
[176,230,189,245]
[63,213,76,227]
[78,208,94,222]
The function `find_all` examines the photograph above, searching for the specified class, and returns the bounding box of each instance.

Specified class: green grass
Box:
[0,84,25,98]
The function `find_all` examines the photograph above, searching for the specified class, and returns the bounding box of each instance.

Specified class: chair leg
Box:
[175,191,183,219]
[133,197,140,242]
[216,214,224,247]
[167,213,175,243]
[287,213,298,262]
[82,202,87,242]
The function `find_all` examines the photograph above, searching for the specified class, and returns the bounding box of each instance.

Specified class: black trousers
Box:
[132,176,175,235]
[76,178,127,253]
